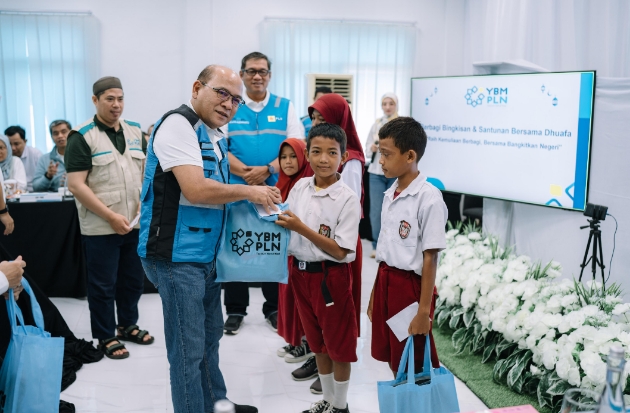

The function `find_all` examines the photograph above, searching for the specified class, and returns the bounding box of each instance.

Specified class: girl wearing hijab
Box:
[276,138,312,359]
[365,93,399,258]
[0,135,27,193]
[308,93,365,339]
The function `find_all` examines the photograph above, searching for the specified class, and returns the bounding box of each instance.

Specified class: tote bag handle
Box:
[395,335,435,384]
[6,278,46,336]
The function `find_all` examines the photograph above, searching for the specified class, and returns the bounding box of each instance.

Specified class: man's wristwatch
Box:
[0,206,8,215]
[267,164,277,175]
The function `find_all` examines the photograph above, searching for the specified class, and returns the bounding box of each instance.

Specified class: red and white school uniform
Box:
[287,175,361,362]
[371,173,448,372]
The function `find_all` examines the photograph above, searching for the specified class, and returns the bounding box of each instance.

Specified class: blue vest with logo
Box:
[138,104,230,263]
[227,93,290,186]
[301,115,312,136]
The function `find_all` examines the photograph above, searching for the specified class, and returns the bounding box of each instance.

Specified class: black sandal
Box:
[117,324,155,345]
[98,337,130,360]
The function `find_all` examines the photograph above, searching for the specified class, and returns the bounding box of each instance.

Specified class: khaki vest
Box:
[72,118,145,236]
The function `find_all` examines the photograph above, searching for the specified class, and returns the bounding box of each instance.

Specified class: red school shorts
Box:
[277,257,305,347]
[291,261,358,363]
[371,261,440,373]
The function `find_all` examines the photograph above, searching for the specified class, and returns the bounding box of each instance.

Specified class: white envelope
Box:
[386,302,420,342]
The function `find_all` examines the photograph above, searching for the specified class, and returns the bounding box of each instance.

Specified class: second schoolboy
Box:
[276,123,361,413]
[368,117,448,375]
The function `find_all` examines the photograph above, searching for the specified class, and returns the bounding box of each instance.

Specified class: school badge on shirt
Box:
[399,220,411,239]
[319,224,331,238]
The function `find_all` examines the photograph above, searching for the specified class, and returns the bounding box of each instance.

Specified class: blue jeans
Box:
[141,258,227,413]
[369,173,397,250]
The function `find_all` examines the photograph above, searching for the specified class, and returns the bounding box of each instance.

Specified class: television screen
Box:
[411,71,595,211]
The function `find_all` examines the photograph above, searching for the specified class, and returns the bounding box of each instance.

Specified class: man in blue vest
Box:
[222,52,304,335]
[139,65,280,413]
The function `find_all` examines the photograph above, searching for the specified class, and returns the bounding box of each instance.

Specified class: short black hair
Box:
[378,117,427,161]
[314,86,332,99]
[4,126,25,140]
[49,119,72,136]
[307,123,347,154]
[241,52,271,71]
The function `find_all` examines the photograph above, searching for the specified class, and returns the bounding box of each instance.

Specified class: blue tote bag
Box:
[0,278,65,413]
[377,336,460,413]
[216,200,290,284]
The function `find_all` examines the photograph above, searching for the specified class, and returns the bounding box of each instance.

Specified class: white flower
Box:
[580,351,607,385]
[467,232,482,241]
[613,303,630,316]
[530,365,542,376]
[546,295,563,314]
[446,229,460,240]
[566,311,586,329]
[561,294,578,308]
[454,235,472,246]
[556,356,571,381]
[568,367,581,386]
[542,313,563,328]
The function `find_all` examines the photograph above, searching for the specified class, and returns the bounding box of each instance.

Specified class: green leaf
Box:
[436,308,452,329]
[507,351,533,394]
[472,330,486,354]
[493,359,506,384]
[495,339,518,359]
[449,313,462,330]
[452,308,465,317]
[523,373,539,395]
[482,342,497,363]
[547,379,572,396]
[537,372,554,408]
[452,328,467,350]
[463,309,475,327]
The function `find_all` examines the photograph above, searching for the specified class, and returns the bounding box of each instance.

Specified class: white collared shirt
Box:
[376,173,448,275]
[20,145,42,192]
[222,91,305,139]
[287,176,361,263]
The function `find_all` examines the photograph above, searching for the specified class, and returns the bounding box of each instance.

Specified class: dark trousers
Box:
[223,282,278,318]
[82,229,144,340]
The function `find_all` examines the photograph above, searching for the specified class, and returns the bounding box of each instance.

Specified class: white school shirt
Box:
[376,173,448,275]
[20,145,42,192]
[340,159,362,199]
[287,175,361,263]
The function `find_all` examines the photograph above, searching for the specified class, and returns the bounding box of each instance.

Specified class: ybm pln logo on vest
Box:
[399,220,411,239]
[230,228,282,256]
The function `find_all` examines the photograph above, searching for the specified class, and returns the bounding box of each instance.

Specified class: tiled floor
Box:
[52,239,487,413]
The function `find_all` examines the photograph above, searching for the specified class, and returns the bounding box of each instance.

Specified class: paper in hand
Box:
[386,302,420,342]
[129,213,140,229]
[253,202,289,222]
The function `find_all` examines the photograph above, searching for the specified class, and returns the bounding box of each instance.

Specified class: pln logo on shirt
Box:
[318,224,331,238]
[267,116,283,122]
[399,220,411,239]
[127,138,141,147]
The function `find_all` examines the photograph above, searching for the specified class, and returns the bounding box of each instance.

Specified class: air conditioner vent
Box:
[306,74,354,112]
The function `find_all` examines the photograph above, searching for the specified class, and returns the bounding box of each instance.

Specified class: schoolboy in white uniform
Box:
[276,123,360,413]
[368,117,448,376]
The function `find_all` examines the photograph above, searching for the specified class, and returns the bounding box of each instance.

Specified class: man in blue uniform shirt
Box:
[222,52,304,335]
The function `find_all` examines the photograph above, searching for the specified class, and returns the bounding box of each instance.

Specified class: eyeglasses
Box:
[201,83,245,108]
[242,69,270,77]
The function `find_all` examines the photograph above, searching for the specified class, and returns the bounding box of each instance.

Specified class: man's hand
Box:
[243,166,271,186]
[46,161,59,179]
[1,212,14,235]
[408,313,431,336]
[0,256,25,288]
[107,213,132,235]
[246,186,281,214]
[275,210,305,232]
[3,283,23,301]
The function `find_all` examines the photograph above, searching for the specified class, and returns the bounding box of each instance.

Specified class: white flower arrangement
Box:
[435,224,630,411]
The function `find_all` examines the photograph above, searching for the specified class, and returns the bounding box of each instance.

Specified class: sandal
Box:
[98,337,130,360]
[117,324,155,345]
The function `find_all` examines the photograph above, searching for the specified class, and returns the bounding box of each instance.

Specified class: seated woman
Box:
[0,135,27,192]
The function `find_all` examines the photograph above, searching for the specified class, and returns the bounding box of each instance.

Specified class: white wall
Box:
[1,0,465,129]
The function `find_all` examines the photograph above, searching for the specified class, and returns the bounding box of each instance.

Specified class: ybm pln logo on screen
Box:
[465,86,508,107]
